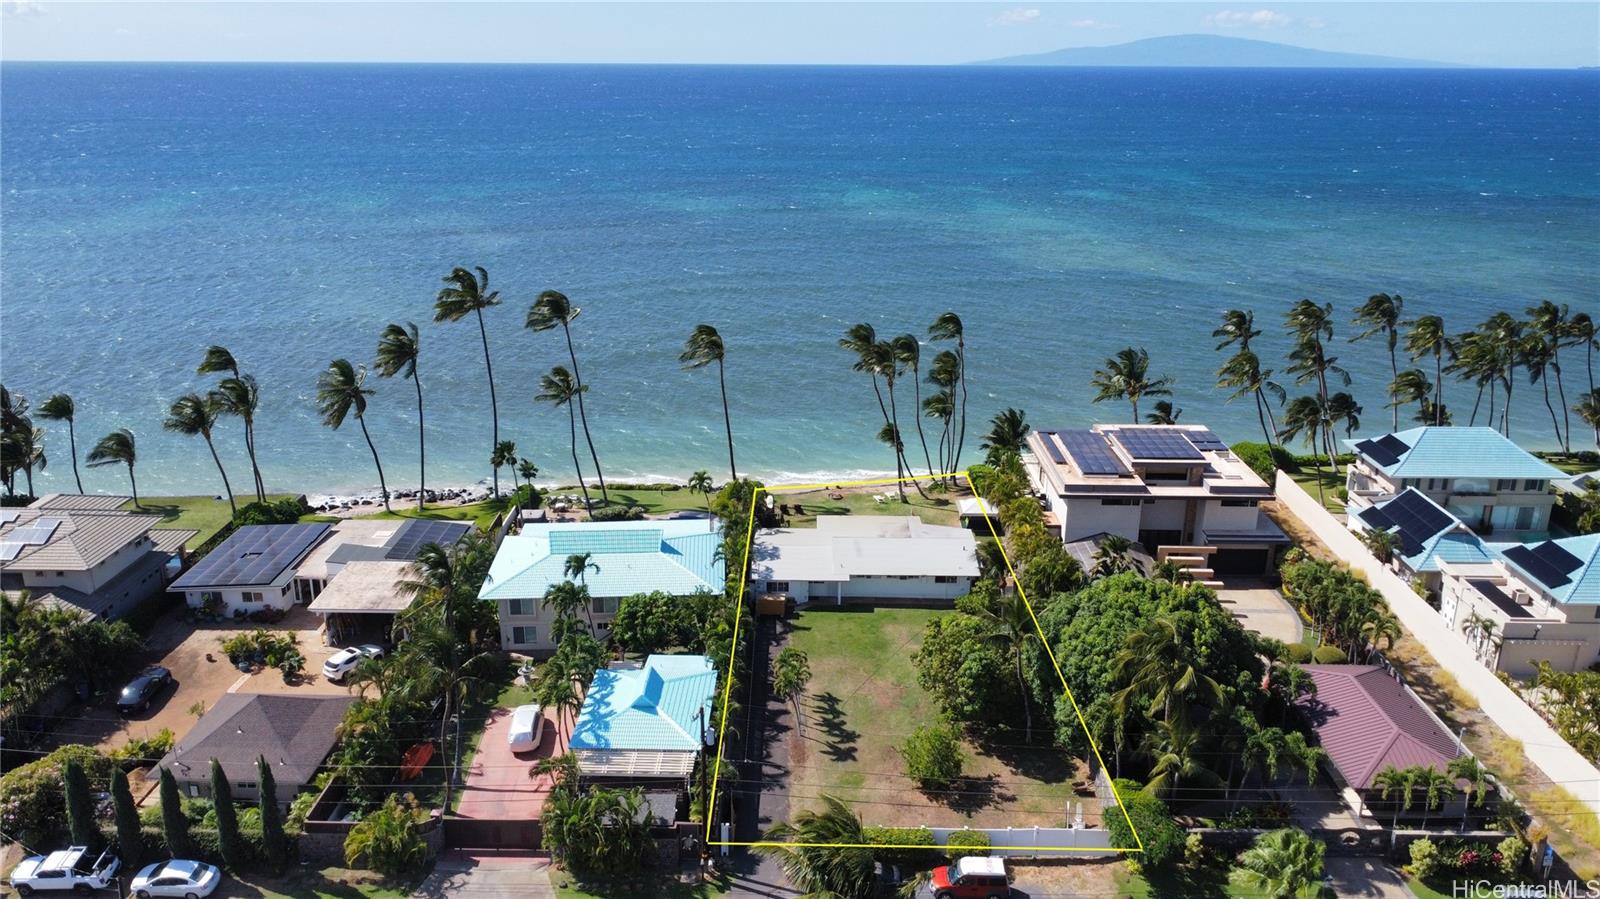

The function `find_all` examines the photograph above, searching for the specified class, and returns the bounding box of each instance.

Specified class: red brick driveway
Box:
[455,705,573,820]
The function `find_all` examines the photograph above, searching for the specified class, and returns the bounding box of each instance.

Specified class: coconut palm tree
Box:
[1112,616,1223,724]
[1388,369,1433,425]
[1414,766,1456,830]
[3,420,45,498]
[925,351,960,476]
[36,394,81,493]
[1091,534,1137,579]
[528,290,608,503]
[315,359,390,513]
[1327,391,1363,439]
[929,313,968,480]
[1374,764,1415,831]
[687,470,715,529]
[1360,526,1400,566]
[517,458,539,496]
[491,440,519,496]
[1279,395,1332,504]
[164,393,235,516]
[1569,312,1596,398]
[209,374,266,503]
[1091,347,1173,423]
[1217,349,1286,450]
[374,322,425,509]
[1145,400,1182,425]
[1530,301,1573,450]
[979,407,1030,465]
[537,366,592,513]
[771,647,812,738]
[841,328,912,501]
[1404,314,1452,426]
[977,591,1038,742]
[1481,312,1525,436]
[1523,333,1567,452]
[891,334,936,477]
[756,795,875,899]
[435,266,503,497]
[1235,828,1325,899]
[680,324,738,482]
[1577,390,1600,450]
[1285,300,1349,462]
[1141,718,1223,800]
[1213,308,1262,352]
[86,429,140,508]
[1447,755,1492,830]
[1353,293,1405,429]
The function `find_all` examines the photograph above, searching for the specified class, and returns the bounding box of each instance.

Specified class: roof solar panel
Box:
[171,523,331,589]
[383,519,471,561]
[1373,489,1455,558]
[0,541,22,562]
[1532,541,1584,576]
[1187,429,1228,451]
[1037,432,1068,465]
[1059,430,1129,476]
[1503,544,1572,589]
[1376,434,1411,456]
[1114,429,1204,460]
[0,510,19,525]
[1355,439,1402,468]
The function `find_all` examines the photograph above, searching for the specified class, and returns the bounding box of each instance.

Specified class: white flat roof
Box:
[750,516,979,583]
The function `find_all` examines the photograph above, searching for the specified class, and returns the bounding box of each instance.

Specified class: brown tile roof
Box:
[159,693,354,789]
[1296,664,1462,789]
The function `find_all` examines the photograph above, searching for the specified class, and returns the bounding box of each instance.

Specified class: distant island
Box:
[972,34,1461,68]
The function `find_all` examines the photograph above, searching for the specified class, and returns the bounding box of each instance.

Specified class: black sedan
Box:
[116,667,172,715]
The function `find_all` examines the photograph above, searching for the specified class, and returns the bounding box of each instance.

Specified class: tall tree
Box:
[1353,293,1405,429]
[4,422,46,497]
[563,552,600,629]
[687,470,716,529]
[1091,347,1173,423]
[492,439,519,495]
[86,428,140,508]
[1279,396,1331,504]
[1145,400,1182,425]
[1403,313,1452,427]
[1112,616,1223,725]
[1285,299,1349,465]
[1450,329,1501,428]
[1577,390,1600,451]
[315,359,390,512]
[164,393,236,516]
[980,407,1031,465]
[1481,312,1525,437]
[925,350,960,477]
[435,266,503,497]
[840,326,909,501]
[1522,334,1567,453]
[1217,349,1286,450]
[209,374,266,502]
[1569,312,1596,400]
[977,591,1038,742]
[528,290,608,502]
[110,767,144,864]
[537,366,593,512]
[63,756,99,850]
[1530,301,1574,450]
[1213,308,1261,352]
[211,759,246,871]
[158,765,192,858]
[929,313,968,482]
[36,394,82,493]
[892,334,936,477]
[772,647,813,738]
[374,321,426,509]
[680,323,738,482]
[258,755,287,872]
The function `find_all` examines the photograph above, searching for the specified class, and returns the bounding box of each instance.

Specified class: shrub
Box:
[1285,642,1315,664]
[1232,441,1298,482]
[1183,832,1207,867]
[1107,778,1183,870]
[1312,645,1348,664]
[899,723,966,789]
[221,629,300,667]
[0,744,117,847]
[864,826,940,867]
[1409,838,1443,879]
[343,793,432,877]
[590,504,645,522]
[113,728,176,765]
[233,498,306,526]
[944,829,991,857]
[1496,835,1527,878]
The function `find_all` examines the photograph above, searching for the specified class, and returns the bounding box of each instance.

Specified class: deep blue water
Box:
[2,64,1597,494]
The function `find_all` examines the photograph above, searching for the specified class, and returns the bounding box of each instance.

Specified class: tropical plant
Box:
[1217,349,1287,451]
[492,439,519,494]
[1145,399,1182,425]
[772,647,812,737]
[1577,389,1600,451]
[1285,300,1350,465]
[1235,827,1326,898]
[85,428,140,508]
[1388,368,1433,426]
[1353,292,1405,429]
[541,785,651,875]
[374,321,426,509]
[1529,301,1573,450]
[841,324,913,501]
[929,312,968,481]
[1404,313,1453,426]
[1091,346,1173,423]
[1090,534,1137,579]
[2,412,46,497]
[681,323,738,481]
[979,407,1030,466]
[435,266,503,497]
[164,392,235,516]
[343,792,431,876]
[976,591,1038,742]
[687,470,716,527]
[1279,395,1331,503]
[528,289,608,502]
[36,394,81,492]
[199,347,265,502]
[757,795,876,899]
[1141,717,1223,799]
[1213,308,1262,351]
[892,333,936,476]
[537,366,593,512]
[1112,616,1224,724]
[315,358,389,512]
[1448,755,1492,829]
[899,721,966,790]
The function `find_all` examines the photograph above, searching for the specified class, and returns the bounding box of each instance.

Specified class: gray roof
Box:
[750,516,979,583]
[305,560,417,614]
[160,692,354,787]
[29,493,132,511]
[172,523,331,589]
[0,508,166,571]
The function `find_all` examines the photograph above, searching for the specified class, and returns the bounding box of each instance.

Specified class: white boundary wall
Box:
[1274,472,1600,818]
[928,826,1117,858]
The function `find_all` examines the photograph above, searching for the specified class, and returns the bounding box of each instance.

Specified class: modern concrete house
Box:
[158,692,354,807]
[1438,535,1600,676]
[1023,424,1287,577]
[750,515,979,605]
[302,519,473,644]
[1344,427,1565,538]
[482,519,725,654]
[0,494,195,620]
[171,523,331,616]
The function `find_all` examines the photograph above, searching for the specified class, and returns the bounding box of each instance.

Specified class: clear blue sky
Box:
[3,2,1597,68]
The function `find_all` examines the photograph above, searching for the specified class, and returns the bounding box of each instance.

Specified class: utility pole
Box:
[697,705,713,879]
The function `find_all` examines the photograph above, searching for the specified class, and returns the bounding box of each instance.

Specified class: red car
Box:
[929,857,1011,899]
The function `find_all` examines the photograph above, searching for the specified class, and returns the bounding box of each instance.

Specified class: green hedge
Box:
[864,826,940,867]
[0,745,119,848]
[1312,645,1348,664]
[1285,642,1316,664]
[944,829,991,857]
[1231,442,1298,482]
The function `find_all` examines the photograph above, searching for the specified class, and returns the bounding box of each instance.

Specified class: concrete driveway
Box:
[412,852,553,898]
[455,705,573,820]
[1323,857,1413,898]
[1216,580,1305,645]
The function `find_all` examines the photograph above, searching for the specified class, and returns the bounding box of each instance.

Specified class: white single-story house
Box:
[171,523,331,616]
[749,515,979,605]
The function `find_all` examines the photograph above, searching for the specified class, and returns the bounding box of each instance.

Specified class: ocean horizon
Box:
[3,63,1597,496]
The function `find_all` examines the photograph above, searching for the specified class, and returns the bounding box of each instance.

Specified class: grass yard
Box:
[762,486,961,527]
[1285,467,1345,515]
[783,607,1082,829]
[552,866,729,899]
[221,866,417,898]
[127,494,298,549]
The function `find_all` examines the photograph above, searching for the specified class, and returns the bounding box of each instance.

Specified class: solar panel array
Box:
[1036,431,1069,465]
[1503,541,1586,590]
[1358,489,1454,557]
[1058,430,1129,476]
[1114,429,1204,460]
[383,519,472,561]
[1355,433,1413,468]
[172,523,330,588]
[1186,429,1228,452]
[0,542,21,562]
[0,510,19,525]
[6,518,62,546]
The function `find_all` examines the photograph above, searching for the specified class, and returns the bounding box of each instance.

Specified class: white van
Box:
[508,704,546,753]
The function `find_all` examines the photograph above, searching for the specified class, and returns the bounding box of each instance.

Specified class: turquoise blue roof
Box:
[479,519,724,601]
[1503,534,1600,606]
[1345,427,1564,480]
[569,654,716,752]
[1406,531,1496,573]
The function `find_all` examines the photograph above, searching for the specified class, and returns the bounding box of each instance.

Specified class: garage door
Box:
[1212,548,1269,576]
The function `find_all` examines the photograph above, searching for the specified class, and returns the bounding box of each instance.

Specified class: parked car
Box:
[508,703,546,753]
[321,644,384,682]
[116,666,173,715]
[929,857,1011,899]
[130,859,222,899]
[8,846,120,896]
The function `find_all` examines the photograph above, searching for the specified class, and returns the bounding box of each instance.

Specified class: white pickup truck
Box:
[9,846,120,896]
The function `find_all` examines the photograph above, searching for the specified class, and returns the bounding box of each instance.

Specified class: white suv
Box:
[9,846,120,896]
[321,644,385,682]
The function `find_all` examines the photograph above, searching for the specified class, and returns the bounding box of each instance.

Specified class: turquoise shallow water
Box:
[2,63,1597,494]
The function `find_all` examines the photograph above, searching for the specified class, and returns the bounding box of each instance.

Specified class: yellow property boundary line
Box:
[705,469,1144,853]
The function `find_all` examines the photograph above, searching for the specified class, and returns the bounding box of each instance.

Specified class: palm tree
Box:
[841,328,915,501]
[164,393,235,516]
[680,324,738,482]
[1213,308,1262,352]
[1461,610,1501,663]
[537,366,592,513]
[435,266,503,497]
[1448,755,1491,830]
[771,647,812,737]
[1327,391,1363,439]
[1450,330,1502,428]
[1091,347,1173,423]
[517,458,539,494]
[374,322,425,509]
[979,407,1030,465]
[1235,828,1326,899]
[1145,400,1182,425]
[1141,718,1222,800]
[924,353,959,476]
[1217,349,1286,450]
[1353,293,1405,429]
[1374,764,1415,831]
[532,670,580,752]
[757,795,875,899]
[891,334,936,477]
[1112,616,1223,724]
[563,552,600,629]
[1568,312,1596,399]
[1285,300,1349,463]
[1481,312,1525,436]
[1360,526,1400,565]
[315,359,390,513]
[492,440,519,496]
[1404,314,1452,426]
[929,313,968,481]
[1522,333,1565,450]
[687,470,716,530]
[1279,395,1332,504]
[1530,301,1573,450]
[1414,766,1456,830]
[4,423,46,498]
[978,592,1038,742]
[528,289,608,503]
[86,429,140,508]
[36,394,81,493]
[1091,534,1137,579]
[1388,369,1433,424]
[1577,390,1600,450]
[209,374,266,503]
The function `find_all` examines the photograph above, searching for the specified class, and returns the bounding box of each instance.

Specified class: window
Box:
[508,598,533,616]
[1496,479,1518,491]
[237,782,256,790]
[1100,498,1138,506]
[281,583,292,597]
[241,591,262,604]
[188,784,201,798]
[1524,479,1545,491]
[512,626,537,646]
[766,581,790,593]
[591,596,619,614]
[935,575,957,584]
[1220,499,1259,508]
[1516,506,1536,530]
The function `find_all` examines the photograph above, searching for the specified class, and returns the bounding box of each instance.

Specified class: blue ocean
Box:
[2,64,1597,494]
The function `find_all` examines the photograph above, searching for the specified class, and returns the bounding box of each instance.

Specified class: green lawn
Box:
[783,607,1077,828]
[553,867,729,899]
[1285,467,1345,514]
[319,497,515,531]
[221,866,416,899]
[126,494,297,549]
